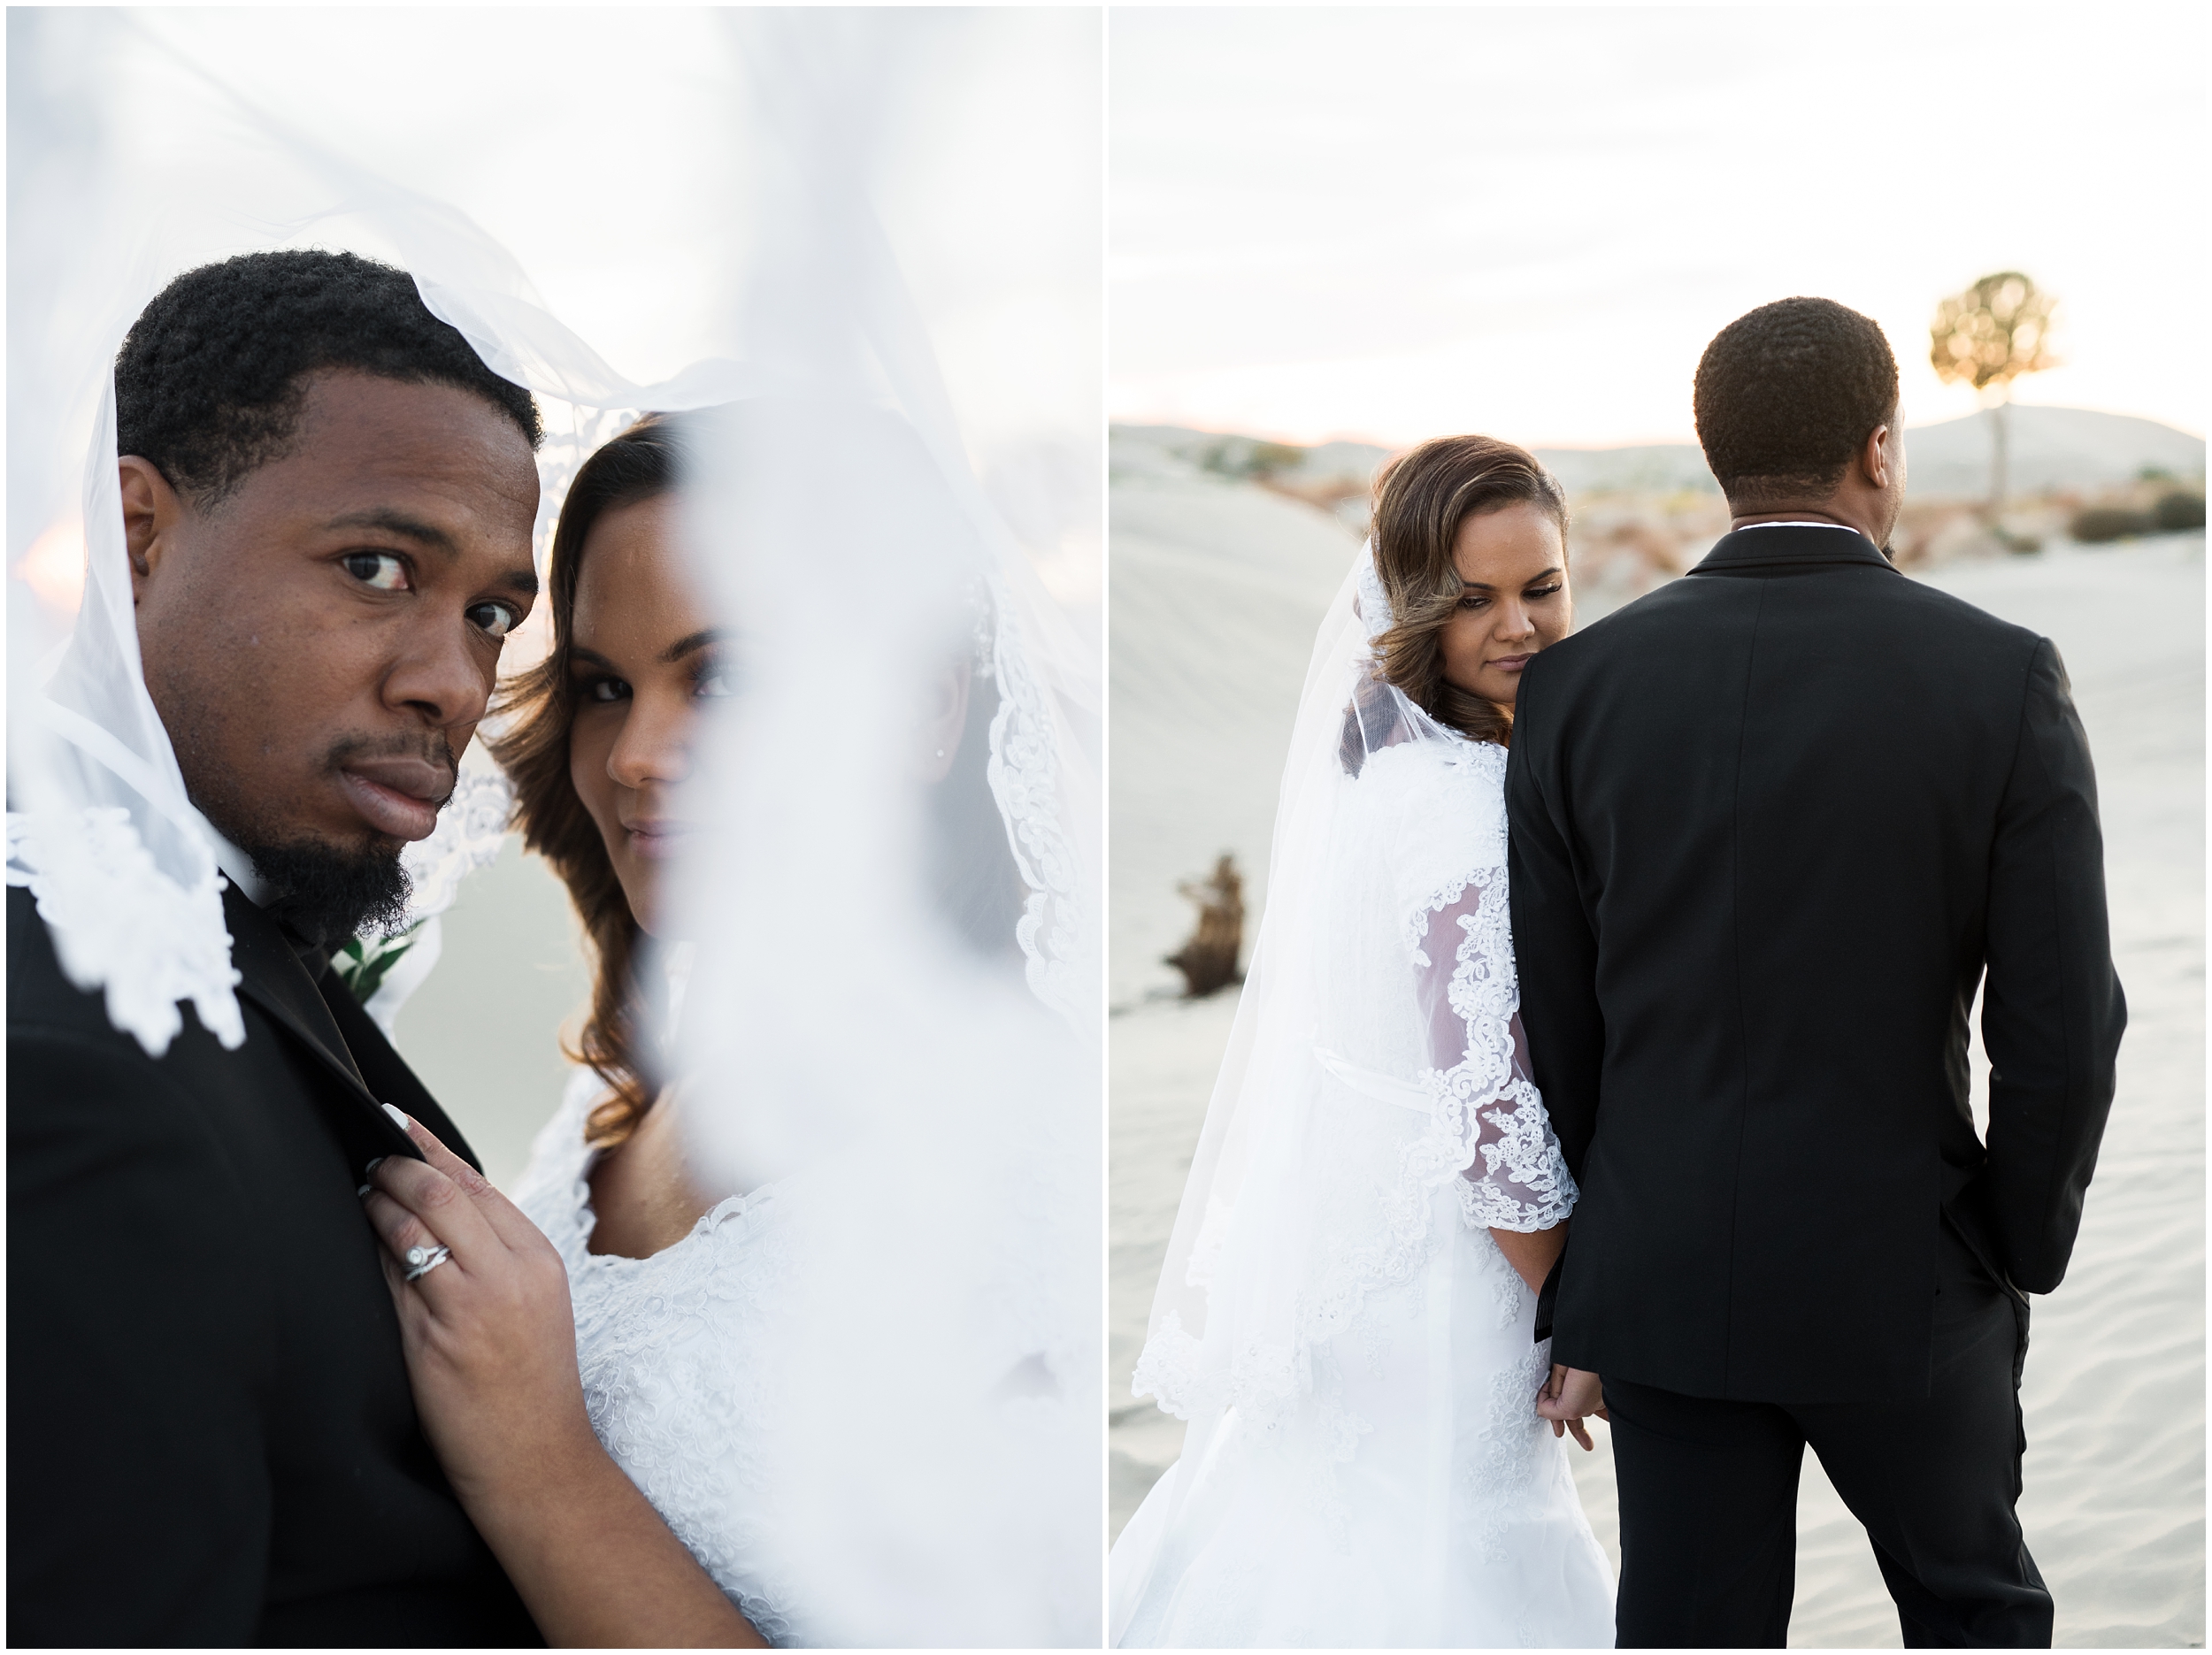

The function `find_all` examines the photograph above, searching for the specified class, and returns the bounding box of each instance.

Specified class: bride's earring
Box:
[917,661,971,785]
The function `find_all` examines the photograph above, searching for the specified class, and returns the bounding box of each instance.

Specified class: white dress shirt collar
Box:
[207,827,273,908]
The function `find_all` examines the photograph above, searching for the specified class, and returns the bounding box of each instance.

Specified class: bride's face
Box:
[1439,501,1571,707]
[566,493,729,937]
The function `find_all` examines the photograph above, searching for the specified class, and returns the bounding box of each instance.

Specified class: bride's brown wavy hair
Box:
[1368,434,1569,747]
[488,414,684,1150]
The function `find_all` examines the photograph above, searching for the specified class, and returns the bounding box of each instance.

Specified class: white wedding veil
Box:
[1131,544,1447,1414]
[8,11,1100,1644]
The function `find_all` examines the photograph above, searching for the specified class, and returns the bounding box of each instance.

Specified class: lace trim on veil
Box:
[5,805,245,1055]
[983,571,1086,1021]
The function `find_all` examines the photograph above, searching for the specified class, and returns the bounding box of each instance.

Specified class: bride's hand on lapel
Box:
[362,1110,764,1647]
[360,1111,589,1491]
[1535,1364,1607,1451]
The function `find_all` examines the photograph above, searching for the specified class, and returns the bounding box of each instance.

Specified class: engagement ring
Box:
[403,1244,452,1283]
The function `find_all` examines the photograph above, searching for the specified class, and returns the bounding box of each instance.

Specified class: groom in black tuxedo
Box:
[9,252,546,1644]
[1509,297,2124,1647]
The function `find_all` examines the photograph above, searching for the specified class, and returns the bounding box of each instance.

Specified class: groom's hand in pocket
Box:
[1535,1363,1607,1450]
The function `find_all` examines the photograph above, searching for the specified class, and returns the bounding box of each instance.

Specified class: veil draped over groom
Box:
[8,11,1100,1643]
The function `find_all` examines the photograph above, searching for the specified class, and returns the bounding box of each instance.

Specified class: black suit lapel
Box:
[223,885,419,1173]
[319,977,488,1176]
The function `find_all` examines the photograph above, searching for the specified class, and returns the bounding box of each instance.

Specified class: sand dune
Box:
[1109,461,1356,1008]
[1108,456,2204,1646]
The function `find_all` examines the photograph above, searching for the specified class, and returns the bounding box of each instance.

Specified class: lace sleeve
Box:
[1409,872,1578,1234]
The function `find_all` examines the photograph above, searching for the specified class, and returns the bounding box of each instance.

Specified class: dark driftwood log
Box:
[1165,853,1246,998]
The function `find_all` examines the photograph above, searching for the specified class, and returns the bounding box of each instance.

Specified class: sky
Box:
[1110,6,2207,448]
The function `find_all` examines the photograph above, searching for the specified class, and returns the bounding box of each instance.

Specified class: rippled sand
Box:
[1110,531,2203,1647]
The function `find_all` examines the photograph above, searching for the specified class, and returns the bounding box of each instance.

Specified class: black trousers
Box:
[1608,1225,2050,1649]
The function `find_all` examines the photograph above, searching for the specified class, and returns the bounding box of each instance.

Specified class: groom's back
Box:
[1508,525,2123,1403]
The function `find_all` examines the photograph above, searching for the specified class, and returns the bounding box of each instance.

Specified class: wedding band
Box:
[403,1243,452,1282]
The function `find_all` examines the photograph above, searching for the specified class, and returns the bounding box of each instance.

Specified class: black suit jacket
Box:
[1507,525,2124,1404]
[7,881,541,1646]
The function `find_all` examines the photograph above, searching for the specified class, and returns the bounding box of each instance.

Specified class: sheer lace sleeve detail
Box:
[1409,870,1578,1234]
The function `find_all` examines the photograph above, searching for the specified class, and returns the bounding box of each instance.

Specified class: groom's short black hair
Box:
[1694,297,1898,506]
[115,249,542,507]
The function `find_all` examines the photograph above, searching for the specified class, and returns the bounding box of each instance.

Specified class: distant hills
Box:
[1115,407,2205,503]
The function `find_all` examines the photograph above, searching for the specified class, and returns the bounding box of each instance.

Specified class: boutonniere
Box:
[331,921,426,1005]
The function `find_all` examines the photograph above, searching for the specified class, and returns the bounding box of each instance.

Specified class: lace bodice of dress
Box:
[511,1073,808,1646]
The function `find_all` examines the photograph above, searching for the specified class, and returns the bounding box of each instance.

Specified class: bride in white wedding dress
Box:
[330,389,1095,1646]
[1110,436,1615,1648]
[494,410,872,1643]
[473,402,1096,1644]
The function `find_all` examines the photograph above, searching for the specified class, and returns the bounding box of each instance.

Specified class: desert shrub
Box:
[2154,490,2206,532]
[2071,505,2155,543]
[1202,438,1305,480]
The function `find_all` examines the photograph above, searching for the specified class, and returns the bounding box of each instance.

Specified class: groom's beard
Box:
[198,732,456,947]
[244,835,412,949]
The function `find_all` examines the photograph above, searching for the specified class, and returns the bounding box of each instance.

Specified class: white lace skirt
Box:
[1111,1197,1616,1648]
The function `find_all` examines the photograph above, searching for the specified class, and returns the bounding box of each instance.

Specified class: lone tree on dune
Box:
[1929,272,2059,515]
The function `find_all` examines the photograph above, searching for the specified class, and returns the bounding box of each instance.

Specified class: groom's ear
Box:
[118,456,186,600]
[1858,409,1911,497]
[1858,421,1895,493]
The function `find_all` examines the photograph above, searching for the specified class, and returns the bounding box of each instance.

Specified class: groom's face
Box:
[125,370,541,873]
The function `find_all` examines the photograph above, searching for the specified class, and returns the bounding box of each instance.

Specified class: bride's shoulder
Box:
[1356,736,1509,899]
[1357,731,1508,809]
